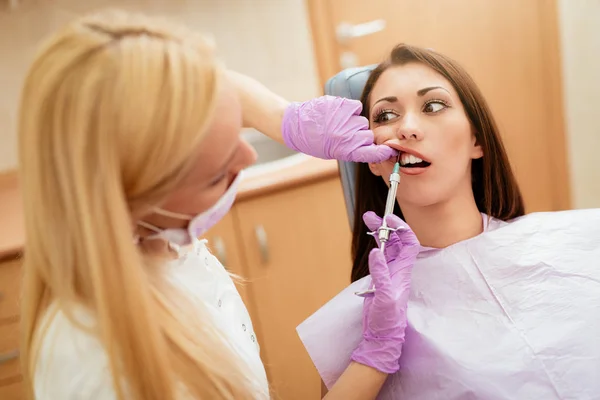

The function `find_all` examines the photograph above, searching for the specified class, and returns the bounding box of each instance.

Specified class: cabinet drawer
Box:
[0,379,23,400]
[0,258,22,322]
[0,321,20,382]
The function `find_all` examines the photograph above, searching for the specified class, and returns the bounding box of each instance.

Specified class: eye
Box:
[209,173,227,187]
[373,109,399,124]
[423,99,449,114]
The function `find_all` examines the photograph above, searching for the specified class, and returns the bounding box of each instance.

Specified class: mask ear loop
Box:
[137,220,162,233]
[152,208,192,220]
[136,220,183,255]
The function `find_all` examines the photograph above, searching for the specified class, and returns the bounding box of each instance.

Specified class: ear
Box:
[471,143,483,159]
[471,133,484,160]
[368,162,384,177]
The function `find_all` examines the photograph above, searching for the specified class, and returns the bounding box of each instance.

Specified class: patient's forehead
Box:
[369,63,458,108]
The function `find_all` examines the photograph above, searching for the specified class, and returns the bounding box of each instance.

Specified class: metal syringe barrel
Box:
[378,170,400,245]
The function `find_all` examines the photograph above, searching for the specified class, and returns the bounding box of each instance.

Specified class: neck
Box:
[399,190,483,249]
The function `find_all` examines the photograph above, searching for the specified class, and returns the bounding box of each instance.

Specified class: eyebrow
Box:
[417,86,450,96]
[373,96,398,106]
[372,86,451,106]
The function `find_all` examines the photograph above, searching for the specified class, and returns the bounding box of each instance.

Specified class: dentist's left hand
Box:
[226,70,396,164]
[282,96,397,163]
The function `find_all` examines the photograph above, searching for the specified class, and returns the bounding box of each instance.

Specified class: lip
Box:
[399,166,428,175]
[384,144,431,175]
[393,146,431,163]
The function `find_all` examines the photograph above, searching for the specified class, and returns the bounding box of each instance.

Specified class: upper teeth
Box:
[400,153,424,166]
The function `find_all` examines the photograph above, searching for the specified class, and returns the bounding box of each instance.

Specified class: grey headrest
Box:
[324,65,376,101]
[324,65,376,228]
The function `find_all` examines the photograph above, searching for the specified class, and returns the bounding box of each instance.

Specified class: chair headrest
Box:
[324,65,377,101]
[324,65,376,228]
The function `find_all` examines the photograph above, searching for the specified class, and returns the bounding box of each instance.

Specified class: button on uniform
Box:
[192,239,266,388]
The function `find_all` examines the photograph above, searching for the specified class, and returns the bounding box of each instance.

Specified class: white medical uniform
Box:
[33,238,269,399]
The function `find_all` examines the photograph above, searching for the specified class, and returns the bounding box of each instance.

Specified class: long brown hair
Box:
[351,44,524,282]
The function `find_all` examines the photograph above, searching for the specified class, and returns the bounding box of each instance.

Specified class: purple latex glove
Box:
[350,212,420,374]
[281,95,397,163]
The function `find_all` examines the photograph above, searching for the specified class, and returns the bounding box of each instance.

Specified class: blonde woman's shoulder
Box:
[34,302,117,400]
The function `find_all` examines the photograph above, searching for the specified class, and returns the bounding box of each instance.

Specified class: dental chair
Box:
[324,65,376,228]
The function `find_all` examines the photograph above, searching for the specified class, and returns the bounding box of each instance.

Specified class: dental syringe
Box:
[355,155,401,297]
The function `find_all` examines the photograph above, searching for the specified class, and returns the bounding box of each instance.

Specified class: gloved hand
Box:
[282,96,397,163]
[350,212,420,374]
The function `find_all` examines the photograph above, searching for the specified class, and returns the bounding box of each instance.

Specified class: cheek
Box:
[368,162,392,184]
[434,117,474,160]
[397,119,474,206]
[429,120,475,194]
[372,125,397,144]
[161,181,224,217]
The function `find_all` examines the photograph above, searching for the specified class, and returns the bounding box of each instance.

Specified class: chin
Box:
[397,184,446,209]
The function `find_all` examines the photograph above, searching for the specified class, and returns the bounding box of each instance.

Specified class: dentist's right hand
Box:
[351,212,420,374]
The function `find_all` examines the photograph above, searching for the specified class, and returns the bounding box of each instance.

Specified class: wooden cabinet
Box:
[0,158,353,400]
[233,176,352,399]
[203,162,353,400]
[0,257,23,400]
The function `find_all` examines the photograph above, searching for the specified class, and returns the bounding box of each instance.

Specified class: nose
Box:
[234,138,258,174]
[396,112,424,141]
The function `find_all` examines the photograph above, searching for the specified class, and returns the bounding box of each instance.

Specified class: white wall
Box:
[0,0,321,171]
[557,0,600,209]
[1,0,599,208]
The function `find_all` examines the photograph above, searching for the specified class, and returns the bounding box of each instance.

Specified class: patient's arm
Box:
[322,362,388,400]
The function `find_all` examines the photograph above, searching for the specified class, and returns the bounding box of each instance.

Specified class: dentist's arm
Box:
[226,70,396,164]
[323,212,420,399]
[225,70,289,145]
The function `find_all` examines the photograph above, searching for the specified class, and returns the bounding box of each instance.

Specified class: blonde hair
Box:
[18,10,265,400]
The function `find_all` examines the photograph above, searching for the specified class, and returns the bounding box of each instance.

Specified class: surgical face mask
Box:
[138,171,244,247]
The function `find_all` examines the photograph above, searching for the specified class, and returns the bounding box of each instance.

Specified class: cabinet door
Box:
[0,257,22,395]
[235,177,352,400]
[0,258,21,323]
[0,381,23,400]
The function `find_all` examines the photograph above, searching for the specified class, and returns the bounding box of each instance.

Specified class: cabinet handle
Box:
[255,225,269,264]
[336,19,386,44]
[213,236,227,267]
[0,349,19,364]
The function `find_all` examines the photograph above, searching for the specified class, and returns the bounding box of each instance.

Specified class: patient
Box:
[351,43,524,282]
[298,44,600,399]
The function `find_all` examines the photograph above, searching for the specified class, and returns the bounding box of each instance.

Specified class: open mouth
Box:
[398,152,431,168]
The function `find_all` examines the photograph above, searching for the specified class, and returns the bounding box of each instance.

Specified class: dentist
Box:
[18,10,417,400]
